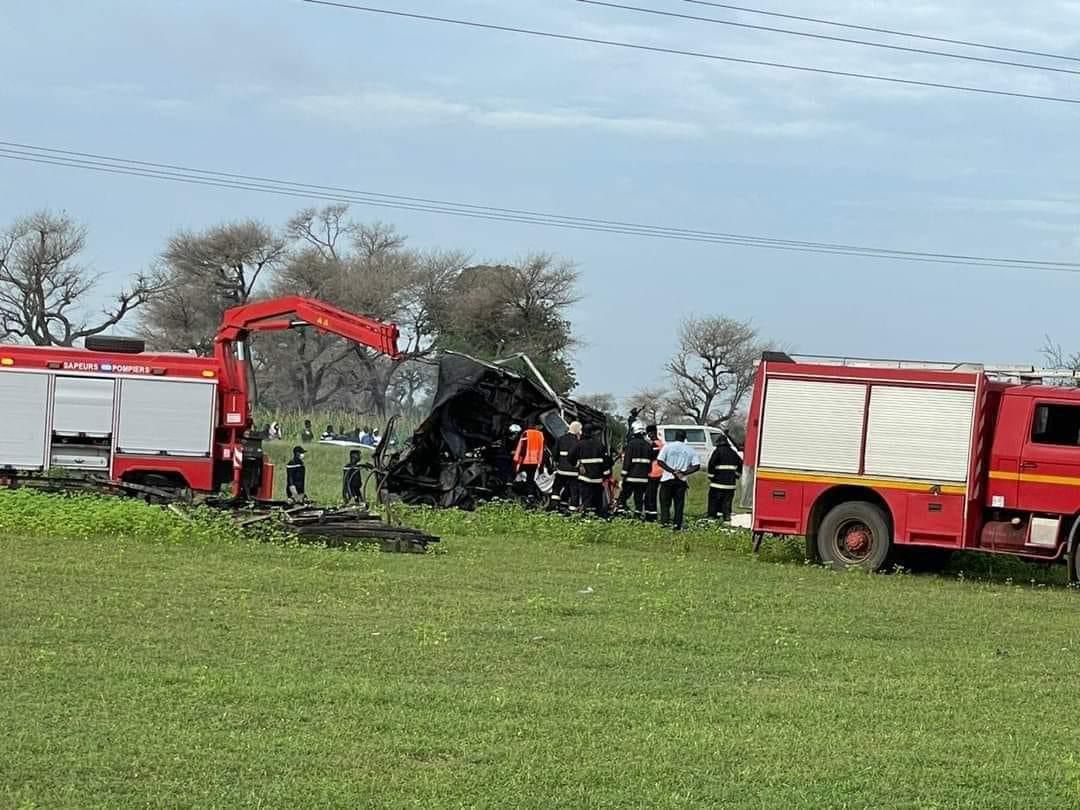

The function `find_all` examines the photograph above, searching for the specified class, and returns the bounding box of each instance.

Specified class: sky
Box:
[2,0,1080,402]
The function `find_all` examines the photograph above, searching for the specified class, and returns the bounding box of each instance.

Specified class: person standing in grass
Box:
[617,421,652,518]
[286,445,307,503]
[643,424,664,522]
[342,449,364,503]
[570,426,610,518]
[301,419,315,443]
[551,420,582,513]
[657,429,700,531]
[707,434,742,522]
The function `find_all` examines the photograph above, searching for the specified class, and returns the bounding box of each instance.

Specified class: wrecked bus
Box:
[376,353,607,510]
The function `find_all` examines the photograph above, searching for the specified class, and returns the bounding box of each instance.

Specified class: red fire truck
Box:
[743,353,1080,580]
[0,296,400,500]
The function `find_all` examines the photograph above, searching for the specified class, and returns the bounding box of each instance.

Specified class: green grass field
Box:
[3,487,1080,808]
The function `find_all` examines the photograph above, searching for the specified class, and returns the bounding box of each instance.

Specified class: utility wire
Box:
[580,0,1080,78]
[1,140,1078,273]
[681,0,1080,65]
[300,1,1080,106]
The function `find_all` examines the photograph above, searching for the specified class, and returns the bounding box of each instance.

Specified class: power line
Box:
[681,0,1080,65]
[300,1,1080,106]
[579,0,1080,78]
[1,139,1078,273]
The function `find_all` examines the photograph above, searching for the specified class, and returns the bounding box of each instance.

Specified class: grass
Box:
[3,490,1080,808]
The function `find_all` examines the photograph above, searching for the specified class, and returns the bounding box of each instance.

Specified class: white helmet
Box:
[631,420,647,435]
[509,424,522,434]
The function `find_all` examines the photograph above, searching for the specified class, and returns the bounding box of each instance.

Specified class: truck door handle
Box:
[1020,461,1038,470]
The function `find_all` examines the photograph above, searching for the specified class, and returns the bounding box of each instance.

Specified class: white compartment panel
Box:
[53,376,115,436]
[759,379,866,474]
[863,386,974,482]
[117,379,215,456]
[0,371,50,469]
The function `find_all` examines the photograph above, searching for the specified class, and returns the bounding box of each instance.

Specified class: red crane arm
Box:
[215,295,401,358]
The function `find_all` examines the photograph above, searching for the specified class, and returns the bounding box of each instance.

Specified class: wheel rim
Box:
[832,519,875,565]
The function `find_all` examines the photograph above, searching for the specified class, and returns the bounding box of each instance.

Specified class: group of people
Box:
[510,419,743,531]
[315,421,382,447]
[283,445,369,504]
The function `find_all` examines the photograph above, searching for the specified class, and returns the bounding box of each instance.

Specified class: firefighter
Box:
[643,424,664,522]
[551,421,582,512]
[513,422,546,501]
[301,419,314,443]
[286,445,307,502]
[707,434,743,522]
[617,421,652,518]
[342,449,364,503]
[570,426,610,518]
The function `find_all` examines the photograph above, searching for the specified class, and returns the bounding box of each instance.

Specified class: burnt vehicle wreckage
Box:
[375,352,609,510]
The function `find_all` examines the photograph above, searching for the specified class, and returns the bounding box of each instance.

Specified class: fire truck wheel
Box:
[817,501,892,572]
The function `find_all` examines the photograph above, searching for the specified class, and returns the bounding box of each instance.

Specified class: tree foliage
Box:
[429,254,581,393]
[0,211,159,346]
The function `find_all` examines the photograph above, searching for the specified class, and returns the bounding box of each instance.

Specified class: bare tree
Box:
[0,211,160,346]
[667,315,763,426]
[353,221,407,260]
[625,386,674,425]
[1042,335,1080,372]
[577,393,617,413]
[285,204,356,261]
[140,220,287,353]
[259,205,468,415]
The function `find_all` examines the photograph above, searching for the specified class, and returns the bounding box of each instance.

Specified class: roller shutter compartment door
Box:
[52,376,115,437]
[863,386,975,483]
[759,378,866,474]
[117,379,215,456]
[0,371,50,469]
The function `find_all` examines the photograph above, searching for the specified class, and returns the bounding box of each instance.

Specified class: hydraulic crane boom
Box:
[214,295,401,359]
[212,295,402,497]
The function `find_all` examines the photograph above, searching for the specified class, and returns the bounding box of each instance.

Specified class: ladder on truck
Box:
[783,354,1080,384]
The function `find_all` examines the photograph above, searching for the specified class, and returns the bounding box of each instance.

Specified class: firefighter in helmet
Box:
[570,425,610,518]
[551,421,582,513]
[618,421,652,518]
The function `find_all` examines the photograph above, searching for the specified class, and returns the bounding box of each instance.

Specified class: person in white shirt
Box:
[656,429,701,530]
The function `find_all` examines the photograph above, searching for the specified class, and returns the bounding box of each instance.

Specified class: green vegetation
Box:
[3,486,1080,808]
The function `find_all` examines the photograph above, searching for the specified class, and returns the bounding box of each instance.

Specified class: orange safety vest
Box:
[649,438,665,479]
[515,429,545,467]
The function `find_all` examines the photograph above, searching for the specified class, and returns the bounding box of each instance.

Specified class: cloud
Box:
[941,196,1080,216]
[279,87,845,140]
[281,89,705,139]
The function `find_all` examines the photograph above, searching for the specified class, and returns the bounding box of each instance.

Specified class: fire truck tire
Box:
[817,501,892,572]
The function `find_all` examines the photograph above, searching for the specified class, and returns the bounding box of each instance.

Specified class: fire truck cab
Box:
[743,353,1080,579]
